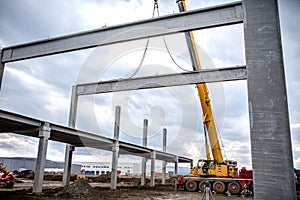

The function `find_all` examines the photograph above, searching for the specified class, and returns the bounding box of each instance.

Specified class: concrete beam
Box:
[62,144,75,186]
[33,122,50,193]
[243,0,296,199]
[0,109,193,163]
[1,2,243,63]
[162,128,167,185]
[141,119,148,186]
[111,106,121,189]
[76,66,246,96]
[150,151,156,187]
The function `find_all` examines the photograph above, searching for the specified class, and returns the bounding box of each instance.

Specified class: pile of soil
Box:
[14,170,34,179]
[57,179,104,199]
[90,173,111,183]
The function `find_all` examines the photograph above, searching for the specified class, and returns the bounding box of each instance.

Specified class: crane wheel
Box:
[199,181,210,192]
[185,180,198,192]
[227,181,241,194]
[213,181,226,193]
[249,182,253,191]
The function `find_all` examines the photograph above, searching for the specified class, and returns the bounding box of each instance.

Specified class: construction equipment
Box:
[177,0,239,178]
[175,0,253,194]
[295,168,300,184]
[0,161,15,189]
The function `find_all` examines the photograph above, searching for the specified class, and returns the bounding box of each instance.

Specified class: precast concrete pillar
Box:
[63,85,77,186]
[111,141,119,189]
[111,106,121,189]
[162,128,167,184]
[141,119,148,186]
[33,122,51,194]
[0,50,4,90]
[150,151,156,187]
[174,156,178,175]
[68,85,78,128]
[62,144,75,186]
[243,0,296,199]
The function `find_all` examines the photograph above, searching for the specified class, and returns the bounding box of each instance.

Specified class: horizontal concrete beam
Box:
[1,2,243,63]
[76,66,247,95]
[0,109,192,163]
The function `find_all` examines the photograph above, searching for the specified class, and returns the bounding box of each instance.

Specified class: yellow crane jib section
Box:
[176,0,223,162]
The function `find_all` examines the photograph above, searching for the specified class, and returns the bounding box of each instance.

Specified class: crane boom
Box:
[176,0,223,162]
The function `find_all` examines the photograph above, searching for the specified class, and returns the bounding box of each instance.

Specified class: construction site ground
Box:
[0,175,256,200]
[2,173,300,199]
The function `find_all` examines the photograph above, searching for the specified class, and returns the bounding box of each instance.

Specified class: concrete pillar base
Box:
[62,144,75,186]
[150,151,156,187]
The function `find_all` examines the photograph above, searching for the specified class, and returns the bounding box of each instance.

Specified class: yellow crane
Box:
[176,0,238,178]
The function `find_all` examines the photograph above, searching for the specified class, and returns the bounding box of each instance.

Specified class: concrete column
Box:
[111,141,119,189]
[150,151,156,187]
[243,0,296,199]
[68,85,78,128]
[113,106,121,140]
[0,49,4,90]
[62,144,75,186]
[61,86,77,186]
[174,156,178,175]
[162,128,167,184]
[141,119,148,186]
[111,106,121,189]
[33,122,51,194]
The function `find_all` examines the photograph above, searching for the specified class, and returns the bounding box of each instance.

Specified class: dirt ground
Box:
[0,177,254,200]
[1,174,299,199]
[0,186,253,200]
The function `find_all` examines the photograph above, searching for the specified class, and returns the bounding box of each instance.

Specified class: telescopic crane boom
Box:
[173,2,252,193]
[176,0,238,178]
[176,0,223,162]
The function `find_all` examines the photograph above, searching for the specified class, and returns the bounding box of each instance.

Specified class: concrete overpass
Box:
[0,108,192,192]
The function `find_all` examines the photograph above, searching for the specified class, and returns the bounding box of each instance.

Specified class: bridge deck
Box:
[0,109,192,163]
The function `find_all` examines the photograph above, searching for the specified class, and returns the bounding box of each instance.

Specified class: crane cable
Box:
[126,0,194,79]
[163,37,194,72]
[153,1,193,72]
[125,0,159,79]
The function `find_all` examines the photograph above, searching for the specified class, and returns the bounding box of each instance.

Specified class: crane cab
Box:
[190,159,238,177]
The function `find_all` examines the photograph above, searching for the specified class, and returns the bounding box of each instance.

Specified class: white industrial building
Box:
[79,162,141,176]
[78,161,190,176]
[0,157,81,174]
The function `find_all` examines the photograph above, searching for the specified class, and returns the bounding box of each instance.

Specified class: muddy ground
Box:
[0,176,254,200]
[0,184,253,200]
[1,174,299,199]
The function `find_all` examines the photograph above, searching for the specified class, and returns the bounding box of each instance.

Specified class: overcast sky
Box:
[0,0,299,170]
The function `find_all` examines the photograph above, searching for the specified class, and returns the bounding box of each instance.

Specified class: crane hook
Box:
[153,0,159,17]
